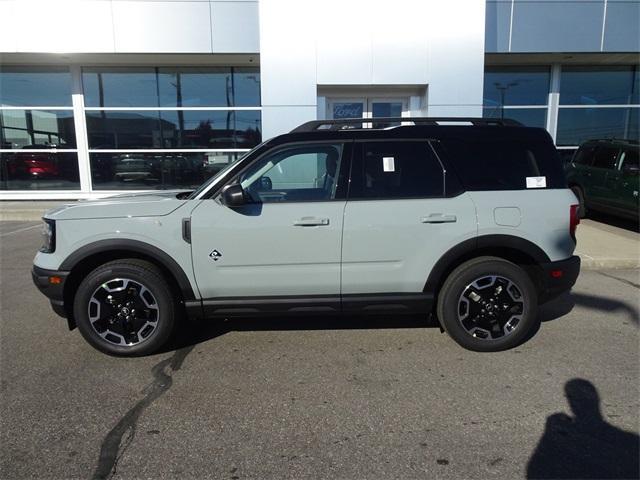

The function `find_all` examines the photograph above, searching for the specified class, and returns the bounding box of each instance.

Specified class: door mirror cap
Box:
[221,184,246,207]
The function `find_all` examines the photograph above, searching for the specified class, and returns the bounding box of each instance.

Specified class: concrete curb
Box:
[579,257,640,270]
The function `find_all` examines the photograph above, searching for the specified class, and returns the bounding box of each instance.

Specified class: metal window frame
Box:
[0,64,262,199]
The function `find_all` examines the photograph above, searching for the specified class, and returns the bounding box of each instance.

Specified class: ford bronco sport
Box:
[33,117,581,356]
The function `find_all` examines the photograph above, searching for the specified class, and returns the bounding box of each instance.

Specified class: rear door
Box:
[589,146,620,208]
[612,148,640,215]
[340,140,477,310]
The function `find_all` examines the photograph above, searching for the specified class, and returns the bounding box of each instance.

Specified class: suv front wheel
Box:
[74,259,176,356]
[437,257,538,352]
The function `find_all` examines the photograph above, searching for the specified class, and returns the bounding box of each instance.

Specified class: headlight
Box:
[40,218,55,253]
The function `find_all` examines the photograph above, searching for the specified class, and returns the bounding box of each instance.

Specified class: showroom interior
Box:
[0,0,638,199]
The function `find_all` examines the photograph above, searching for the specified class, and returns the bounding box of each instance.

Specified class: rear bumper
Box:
[32,265,69,319]
[539,255,581,303]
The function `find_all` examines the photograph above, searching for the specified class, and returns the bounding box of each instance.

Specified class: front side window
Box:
[591,147,619,170]
[238,144,343,203]
[349,141,444,199]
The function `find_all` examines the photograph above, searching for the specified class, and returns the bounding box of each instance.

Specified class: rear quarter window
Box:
[439,137,567,191]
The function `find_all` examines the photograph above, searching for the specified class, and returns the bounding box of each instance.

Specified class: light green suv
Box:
[33,118,581,356]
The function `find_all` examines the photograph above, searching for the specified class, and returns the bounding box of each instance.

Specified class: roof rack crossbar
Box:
[291,117,523,133]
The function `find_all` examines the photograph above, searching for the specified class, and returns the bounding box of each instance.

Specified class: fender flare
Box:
[59,239,196,300]
[423,234,551,293]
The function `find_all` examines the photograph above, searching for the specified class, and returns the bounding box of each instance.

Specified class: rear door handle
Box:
[293,217,330,226]
[421,213,457,224]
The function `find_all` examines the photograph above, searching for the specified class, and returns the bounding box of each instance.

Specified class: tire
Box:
[436,256,539,352]
[570,185,587,218]
[73,259,177,356]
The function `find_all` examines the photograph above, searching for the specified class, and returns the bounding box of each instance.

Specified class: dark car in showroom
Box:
[566,139,639,220]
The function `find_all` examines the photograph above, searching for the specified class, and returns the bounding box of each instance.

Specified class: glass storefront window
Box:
[1,110,76,148]
[484,67,550,106]
[86,110,261,149]
[556,108,639,146]
[89,151,241,190]
[0,66,72,107]
[560,66,639,105]
[483,107,547,128]
[83,67,261,108]
[0,152,80,190]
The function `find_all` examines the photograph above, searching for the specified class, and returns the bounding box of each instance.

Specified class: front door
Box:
[190,142,350,307]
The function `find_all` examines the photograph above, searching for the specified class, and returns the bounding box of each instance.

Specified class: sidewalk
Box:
[1,201,638,270]
[575,219,640,269]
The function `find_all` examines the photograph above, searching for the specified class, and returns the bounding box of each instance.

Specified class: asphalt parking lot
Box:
[1,221,638,480]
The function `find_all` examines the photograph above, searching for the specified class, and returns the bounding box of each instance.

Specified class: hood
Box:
[44,190,193,221]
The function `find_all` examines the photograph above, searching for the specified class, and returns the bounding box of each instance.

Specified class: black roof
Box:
[265,117,554,148]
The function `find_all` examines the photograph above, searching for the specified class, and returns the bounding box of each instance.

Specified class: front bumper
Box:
[32,265,70,319]
[539,255,581,303]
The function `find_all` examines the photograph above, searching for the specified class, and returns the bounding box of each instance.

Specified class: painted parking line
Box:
[0,224,41,237]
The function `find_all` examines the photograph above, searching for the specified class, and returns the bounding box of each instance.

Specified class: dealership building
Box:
[0,0,638,199]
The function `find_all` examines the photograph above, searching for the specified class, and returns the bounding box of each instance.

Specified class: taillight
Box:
[570,204,580,242]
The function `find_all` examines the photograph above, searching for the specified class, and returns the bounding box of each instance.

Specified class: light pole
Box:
[493,81,518,119]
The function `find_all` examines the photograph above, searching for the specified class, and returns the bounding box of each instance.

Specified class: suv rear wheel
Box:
[437,257,538,352]
[73,259,176,356]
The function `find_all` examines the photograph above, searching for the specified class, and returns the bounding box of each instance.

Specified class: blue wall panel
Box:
[510,1,604,52]
[603,1,640,52]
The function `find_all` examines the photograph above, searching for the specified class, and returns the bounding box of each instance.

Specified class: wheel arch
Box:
[60,239,196,328]
[424,235,550,302]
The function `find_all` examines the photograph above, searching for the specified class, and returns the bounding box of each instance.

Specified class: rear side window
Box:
[349,141,444,199]
[591,146,619,170]
[439,137,566,190]
[572,146,596,165]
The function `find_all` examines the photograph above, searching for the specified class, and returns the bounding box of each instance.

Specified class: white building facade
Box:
[0,0,638,199]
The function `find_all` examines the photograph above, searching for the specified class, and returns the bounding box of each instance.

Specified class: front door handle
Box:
[293,217,330,226]
[421,213,457,224]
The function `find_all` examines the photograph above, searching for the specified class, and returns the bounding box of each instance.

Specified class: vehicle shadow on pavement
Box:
[526,378,640,479]
[539,292,638,326]
[165,289,639,352]
[164,314,434,353]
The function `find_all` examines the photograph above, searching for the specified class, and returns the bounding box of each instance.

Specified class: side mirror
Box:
[221,184,246,207]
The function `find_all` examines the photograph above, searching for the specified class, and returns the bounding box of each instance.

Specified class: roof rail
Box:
[291,117,523,133]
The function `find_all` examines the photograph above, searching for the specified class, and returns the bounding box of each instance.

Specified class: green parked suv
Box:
[33,118,581,356]
[566,139,639,220]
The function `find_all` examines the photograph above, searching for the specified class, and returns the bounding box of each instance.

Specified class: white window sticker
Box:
[383,156,395,172]
[526,176,547,188]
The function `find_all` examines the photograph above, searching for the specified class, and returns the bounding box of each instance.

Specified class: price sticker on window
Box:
[526,176,547,188]
[383,156,395,172]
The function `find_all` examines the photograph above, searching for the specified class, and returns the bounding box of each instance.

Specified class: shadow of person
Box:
[527,379,639,479]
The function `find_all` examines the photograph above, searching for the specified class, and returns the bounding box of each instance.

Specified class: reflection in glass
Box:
[557,108,639,146]
[372,102,403,128]
[332,103,364,119]
[560,66,639,105]
[0,66,72,107]
[82,68,159,108]
[484,67,550,106]
[0,110,76,148]
[86,110,261,149]
[0,152,80,190]
[83,67,261,108]
[483,107,547,128]
[90,152,241,190]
